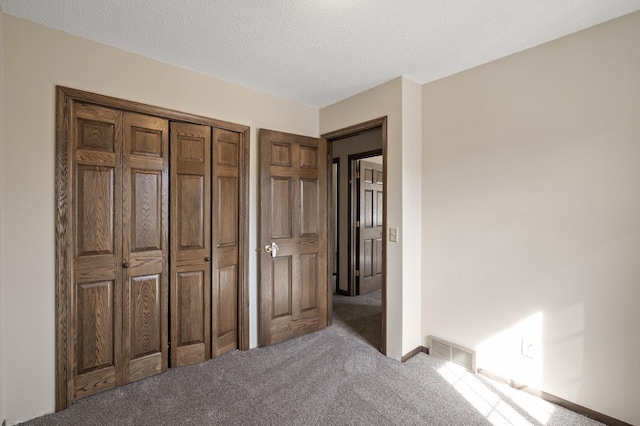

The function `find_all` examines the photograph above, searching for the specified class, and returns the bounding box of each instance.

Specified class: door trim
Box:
[332,158,342,297]
[55,86,250,410]
[322,117,388,355]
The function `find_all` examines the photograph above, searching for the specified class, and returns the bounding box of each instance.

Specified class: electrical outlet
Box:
[521,338,536,359]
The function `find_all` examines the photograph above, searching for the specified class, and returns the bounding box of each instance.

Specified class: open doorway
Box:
[324,118,387,353]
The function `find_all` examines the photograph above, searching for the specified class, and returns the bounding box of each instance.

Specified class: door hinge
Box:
[356,171,360,179]
[356,220,360,228]
[355,270,360,277]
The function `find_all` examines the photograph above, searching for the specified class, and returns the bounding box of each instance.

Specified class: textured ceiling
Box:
[1,1,639,107]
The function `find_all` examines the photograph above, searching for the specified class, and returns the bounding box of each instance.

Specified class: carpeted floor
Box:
[25,291,602,425]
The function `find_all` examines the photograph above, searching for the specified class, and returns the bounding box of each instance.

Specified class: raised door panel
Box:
[217,177,238,247]
[131,171,162,251]
[74,280,119,399]
[122,112,168,383]
[300,178,319,237]
[175,271,207,366]
[271,177,293,238]
[71,102,123,400]
[212,265,238,355]
[272,256,293,318]
[171,122,211,366]
[127,274,163,382]
[300,254,318,312]
[259,129,327,346]
[75,166,115,258]
[211,128,241,357]
[178,175,205,249]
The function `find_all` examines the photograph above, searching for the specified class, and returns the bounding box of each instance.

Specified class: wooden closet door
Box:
[170,122,212,366]
[71,102,123,400]
[211,128,240,357]
[122,112,169,382]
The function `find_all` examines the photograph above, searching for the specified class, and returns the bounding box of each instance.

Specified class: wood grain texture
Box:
[76,166,115,256]
[237,128,251,351]
[170,122,211,367]
[259,129,328,346]
[56,86,250,410]
[76,281,115,374]
[211,129,242,357]
[129,275,161,358]
[71,101,124,402]
[55,87,71,411]
[122,112,168,384]
[217,177,238,247]
[177,271,206,345]
[178,175,205,248]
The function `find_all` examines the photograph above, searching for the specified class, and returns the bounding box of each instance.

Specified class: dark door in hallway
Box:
[357,160,383,295]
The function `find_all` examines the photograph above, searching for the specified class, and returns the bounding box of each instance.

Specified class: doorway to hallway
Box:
[324,117,387,353]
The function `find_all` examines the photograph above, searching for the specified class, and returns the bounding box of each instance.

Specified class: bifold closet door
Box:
[122,112,169,382]
[70,104,169,400]
[211,128,241,357]
[170,122,212,366]
[71,103,124,400]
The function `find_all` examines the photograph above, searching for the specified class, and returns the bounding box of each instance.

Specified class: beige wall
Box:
[422,11,640,425]
[4,6,637,425]
[321,77,423,359]
[0,6,6,426]
[400,78,423,354]
[331,128,382,294]
[0,14,318,424]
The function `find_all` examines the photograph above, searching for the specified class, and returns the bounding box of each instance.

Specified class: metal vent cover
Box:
[428,335,477,373]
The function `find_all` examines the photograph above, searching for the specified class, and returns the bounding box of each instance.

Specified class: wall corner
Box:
[0,6,7,426]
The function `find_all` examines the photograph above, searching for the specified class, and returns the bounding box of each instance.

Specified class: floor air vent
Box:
[428,336,476,373]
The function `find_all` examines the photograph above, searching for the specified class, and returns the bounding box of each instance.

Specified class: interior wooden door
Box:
[211,128,240,357]
[358,160,383,295]
[122,112,169,382]
[259,129,328,346]
[170,122,212,367]
[71,102,124,400]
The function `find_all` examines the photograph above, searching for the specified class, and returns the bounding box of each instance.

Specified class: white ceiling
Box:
[1,1,639,108]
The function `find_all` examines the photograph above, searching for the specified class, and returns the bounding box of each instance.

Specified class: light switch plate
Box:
[389,227,398,242]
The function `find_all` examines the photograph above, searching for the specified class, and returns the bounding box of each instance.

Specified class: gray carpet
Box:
[25,291,602,425]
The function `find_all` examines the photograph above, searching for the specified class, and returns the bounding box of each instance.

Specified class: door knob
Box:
[204,257,211,262]
[122,261,130,268]
[264,242,279,258]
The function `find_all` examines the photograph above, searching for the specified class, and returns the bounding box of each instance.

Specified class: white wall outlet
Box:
[521,338,536,359]
[389,227,398,242]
